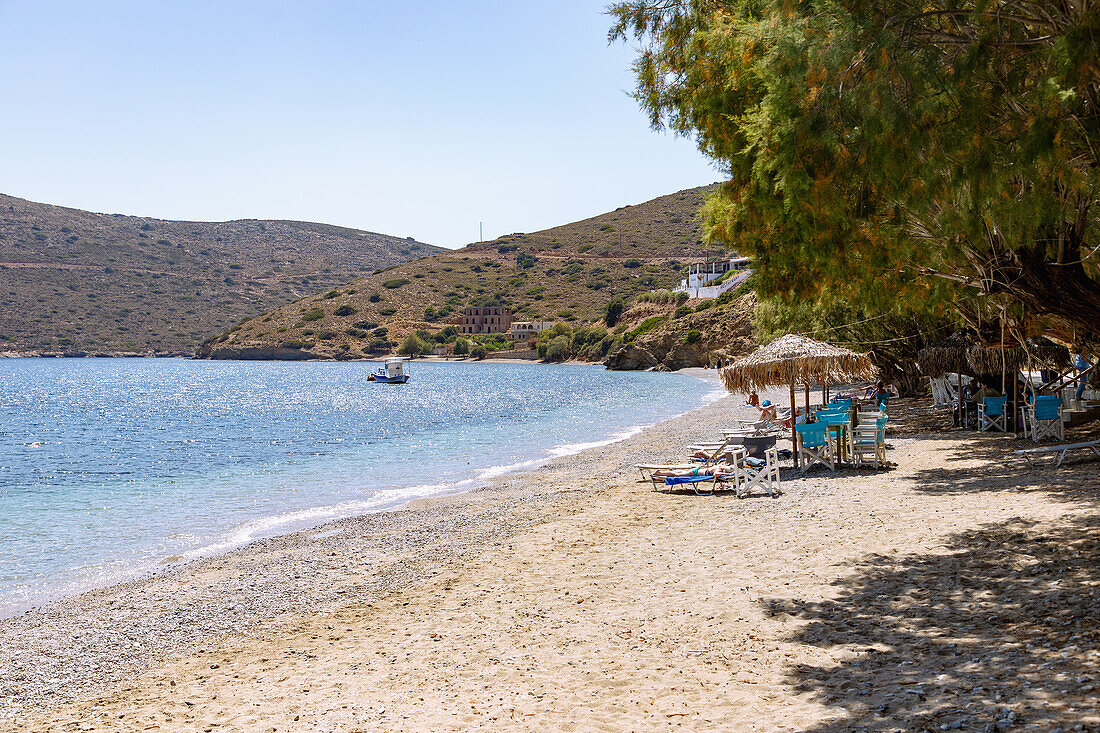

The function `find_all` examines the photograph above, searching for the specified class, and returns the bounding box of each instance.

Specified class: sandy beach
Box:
[3,376,1099,732]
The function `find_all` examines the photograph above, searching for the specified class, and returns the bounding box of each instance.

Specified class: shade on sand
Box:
[720,334,878,467]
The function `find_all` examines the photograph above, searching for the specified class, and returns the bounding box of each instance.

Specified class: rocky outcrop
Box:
[604,294,755,371]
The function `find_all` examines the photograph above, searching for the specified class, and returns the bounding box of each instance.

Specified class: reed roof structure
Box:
[719,334,878,393]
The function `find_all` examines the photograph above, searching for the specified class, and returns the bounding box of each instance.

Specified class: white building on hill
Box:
[507,321,555,341]
[674,257,752,299]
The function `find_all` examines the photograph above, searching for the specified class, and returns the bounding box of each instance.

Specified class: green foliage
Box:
[715,289,737,307]
[383,278,410,289]
[369,293,382,302]
[673,305,691,319]
[603,297,625,327]
[623,258,643,268]
[353,320,378,331]
[453,337,470,355]
[498,243,519,253]
[398,333,427,355]
[301,309,324,322]
[322,290,340,300]
[372,327,389,338]
[333,304,357,317]
[694,301,713,313]
[378,307,396,316]
[423,306,438,322]
[516,252,538,269]
[611,0,1100,342]
[626,315,668,341]
[470,344,487,359]
[366,337,391,353]
[673,291,688,305]
[684,329,702,345]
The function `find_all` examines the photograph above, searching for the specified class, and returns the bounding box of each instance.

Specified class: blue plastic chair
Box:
[978,396,1008,432]
[795,422,835,472]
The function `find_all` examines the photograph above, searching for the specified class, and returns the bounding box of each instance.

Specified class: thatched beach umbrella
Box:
[720,334,878,467]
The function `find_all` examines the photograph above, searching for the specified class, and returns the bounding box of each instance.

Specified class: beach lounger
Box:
[660,466,737,495]
[1015,440,1100,468]
[637,438,736,491]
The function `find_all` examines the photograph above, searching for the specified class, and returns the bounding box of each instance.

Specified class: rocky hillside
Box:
[604,292,756,371]
[201,185,722,360]
[0,194,441,354]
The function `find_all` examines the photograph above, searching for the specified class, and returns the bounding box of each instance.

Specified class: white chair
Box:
[733,446,781,498]
[850,416,887,468]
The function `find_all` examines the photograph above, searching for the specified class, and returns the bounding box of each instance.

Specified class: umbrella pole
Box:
[805,384,810,415]
[790,381,798,468]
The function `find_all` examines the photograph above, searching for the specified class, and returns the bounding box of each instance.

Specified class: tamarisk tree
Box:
[610,0,1100,344]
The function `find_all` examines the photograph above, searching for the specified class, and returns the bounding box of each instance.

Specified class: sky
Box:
[0,1,718,248]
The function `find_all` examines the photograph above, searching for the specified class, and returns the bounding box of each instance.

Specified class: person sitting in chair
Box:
[971,379,1001,401]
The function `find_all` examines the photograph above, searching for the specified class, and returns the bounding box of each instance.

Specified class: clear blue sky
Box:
[0,1,718,248]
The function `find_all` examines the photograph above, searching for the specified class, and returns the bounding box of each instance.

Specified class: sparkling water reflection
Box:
[0,358,718,615]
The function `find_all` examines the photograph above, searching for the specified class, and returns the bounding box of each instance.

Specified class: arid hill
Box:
[0,194,441,354]
[202,184,722,360]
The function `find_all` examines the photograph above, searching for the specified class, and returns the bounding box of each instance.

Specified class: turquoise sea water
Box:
[0,358,720,616]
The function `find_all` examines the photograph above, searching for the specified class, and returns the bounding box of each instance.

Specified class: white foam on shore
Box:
[177,381,731,569]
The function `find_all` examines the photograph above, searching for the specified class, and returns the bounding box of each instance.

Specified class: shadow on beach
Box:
[766,513,1100,731]
[910,433,1100,505]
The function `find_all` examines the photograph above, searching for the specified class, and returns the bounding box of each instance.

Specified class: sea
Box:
[0,358,722,617]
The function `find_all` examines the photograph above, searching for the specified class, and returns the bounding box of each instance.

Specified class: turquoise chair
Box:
[1027,395,1064,442]
[978,396,1008,432]
[795,422,835,472]
[817,409,851,460]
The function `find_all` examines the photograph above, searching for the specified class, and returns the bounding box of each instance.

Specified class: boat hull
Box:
[372,375,410,384]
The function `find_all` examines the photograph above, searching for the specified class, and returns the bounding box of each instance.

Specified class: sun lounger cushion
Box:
[664,474,720,486]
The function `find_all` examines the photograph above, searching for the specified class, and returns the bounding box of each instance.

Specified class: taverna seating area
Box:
[921,341,1100,467]
[635,391,894,499]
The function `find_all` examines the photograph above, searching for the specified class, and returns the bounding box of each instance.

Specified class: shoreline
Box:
[0,366,723,621]
[6,387,1098,730]
[0,369,729,716]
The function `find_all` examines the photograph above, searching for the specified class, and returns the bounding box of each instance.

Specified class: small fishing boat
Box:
[368,357,410,384]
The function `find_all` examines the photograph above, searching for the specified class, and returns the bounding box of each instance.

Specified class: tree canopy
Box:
[610,0,1100,347]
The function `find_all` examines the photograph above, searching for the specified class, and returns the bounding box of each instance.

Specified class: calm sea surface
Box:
[0,358,719,616]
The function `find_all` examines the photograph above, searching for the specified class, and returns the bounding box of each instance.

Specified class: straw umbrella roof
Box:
[918,336,1072,377]
[720,334,878,393]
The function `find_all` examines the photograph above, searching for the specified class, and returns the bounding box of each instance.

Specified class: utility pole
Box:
[479,222,483,242]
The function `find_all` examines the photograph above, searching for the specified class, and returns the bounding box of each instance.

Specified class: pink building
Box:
[457,307,512,335]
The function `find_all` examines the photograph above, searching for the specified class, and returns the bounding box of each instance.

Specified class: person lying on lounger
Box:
[688,447,739,462]
[649,464,738,479]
